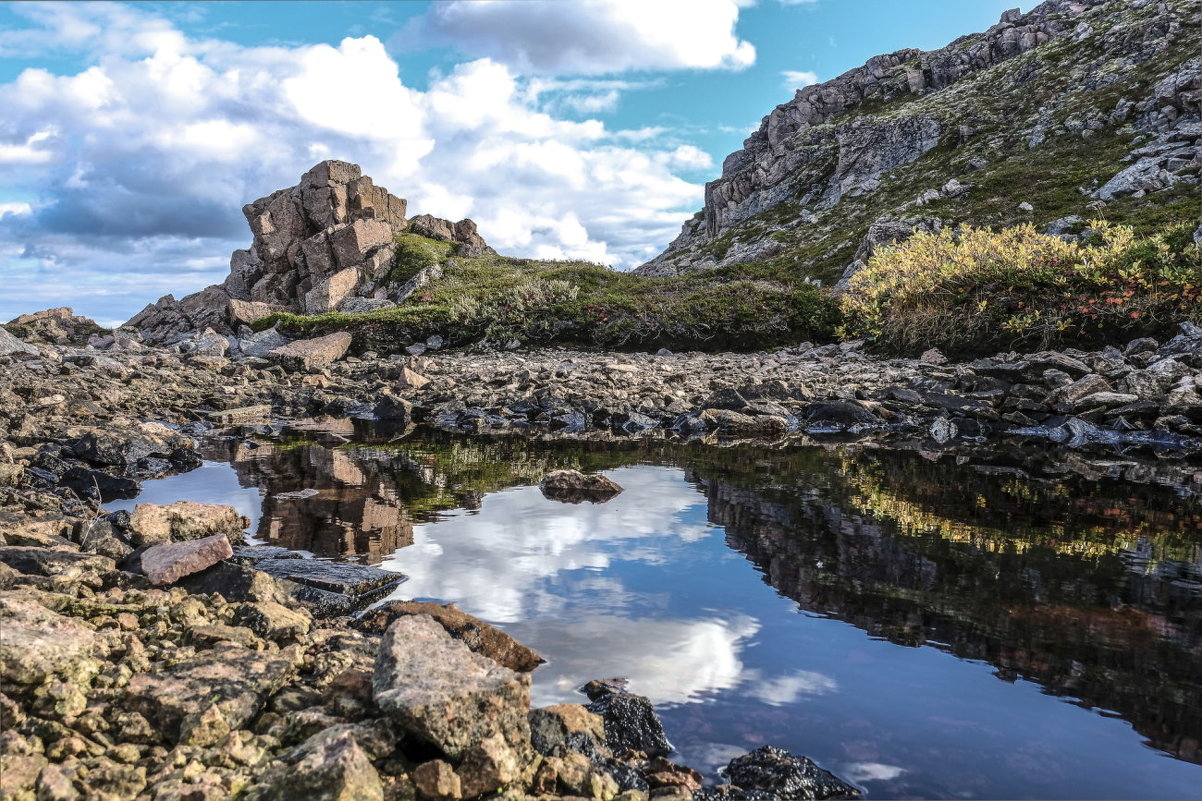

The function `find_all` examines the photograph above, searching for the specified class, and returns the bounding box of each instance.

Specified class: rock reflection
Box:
[202,429,1202,766]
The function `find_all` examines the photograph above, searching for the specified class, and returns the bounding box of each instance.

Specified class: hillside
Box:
[636,0,1199,286]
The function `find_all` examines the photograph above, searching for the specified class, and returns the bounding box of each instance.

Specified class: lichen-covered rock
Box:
[0,593,100,686]
[245,727,385,801]
[372,615,531,759]
[127,501,248,547]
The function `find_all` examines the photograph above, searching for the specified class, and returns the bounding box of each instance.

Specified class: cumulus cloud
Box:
[409,0,755,75]
[0,3,713,323]
[782,69,820,89]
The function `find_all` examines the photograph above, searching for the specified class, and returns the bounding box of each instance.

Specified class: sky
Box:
[0,0,1022,326]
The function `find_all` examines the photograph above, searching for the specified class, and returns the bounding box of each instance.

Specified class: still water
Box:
[111,424,1202,799]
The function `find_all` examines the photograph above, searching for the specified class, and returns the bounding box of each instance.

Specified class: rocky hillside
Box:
[637,0,1200,284]
[127,161,496,344]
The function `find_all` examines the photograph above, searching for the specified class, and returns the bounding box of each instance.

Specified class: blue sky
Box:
[0,0,1020,325]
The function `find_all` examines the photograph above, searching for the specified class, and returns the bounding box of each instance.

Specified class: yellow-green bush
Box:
[841,221,1202,356]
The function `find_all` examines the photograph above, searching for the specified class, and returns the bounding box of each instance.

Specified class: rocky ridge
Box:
[637,0,1200,282]
[126,161,495,345]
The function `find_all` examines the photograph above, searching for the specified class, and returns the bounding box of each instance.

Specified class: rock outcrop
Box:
[126,161,496,344]
[637,0,1200,280]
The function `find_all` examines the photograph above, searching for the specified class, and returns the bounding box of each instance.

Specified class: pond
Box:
[109,423,1202,799]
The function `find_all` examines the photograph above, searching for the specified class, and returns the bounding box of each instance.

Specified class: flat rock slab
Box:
[373,615,531,759]
[0,592,99,685]
[253,557,403,596]
[141,533,234,585]
[270,332,352,372]
[207,404,273,425]
[0,546,114,579]
[357,601,544,672]
[127,643,299,746]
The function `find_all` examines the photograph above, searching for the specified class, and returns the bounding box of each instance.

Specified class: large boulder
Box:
[357,601,544,672]
[127,501,249,547]
[270,331,353,372]
[372,615,532,760]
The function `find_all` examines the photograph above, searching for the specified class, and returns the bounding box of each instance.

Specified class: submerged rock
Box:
[723,745,860,800]
[539,470,624,504]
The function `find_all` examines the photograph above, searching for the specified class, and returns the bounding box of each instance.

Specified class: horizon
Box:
[0,0,1020,326]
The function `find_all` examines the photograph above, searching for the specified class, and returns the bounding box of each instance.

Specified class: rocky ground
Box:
[2,313,1202,800]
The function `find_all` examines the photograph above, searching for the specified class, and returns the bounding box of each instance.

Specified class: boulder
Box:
[582,678,671,758]
[0,593,100,686]
[529,704,608,758]
[140,533,235,585]
[127,643,300,746]
[0,326,43,357]
[723,745,861,800]
[372,615,532,759]
[539,470,624,504]
[127,501,249,547]
[357,601,544,672]
[271,332,353,372]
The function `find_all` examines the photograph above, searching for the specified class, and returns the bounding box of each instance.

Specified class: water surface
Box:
[111,426,1202,799]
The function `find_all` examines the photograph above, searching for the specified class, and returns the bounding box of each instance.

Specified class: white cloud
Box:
[0,202,33,217]
[782,69,820,90]
[411,0,755,75]
[744,669,838,705]
[0,3,713,323]
[840,762,906,784]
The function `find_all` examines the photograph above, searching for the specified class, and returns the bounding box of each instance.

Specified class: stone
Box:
[228,299,281,327]
[304,267,361,315]
[207,404,273,425]
[127,643,299,746]
[238,326,292,358]
[248,727,385,801]
[271,332,353,372]
[0,325,40,357]
[1048,374,1114,410]
[583,679,672,758]
[929,417,957,444]
[699,409,788,436]
[373,393,413,422]
[128,501,249,546]
[0,593,99,685]
[251,557,405,615]
[919,348,948,365]
[724,746,861,800]
[457,734,524,797]
[141,533,235,585]
[540,470,625,504]
[803,401,880,428]
[397,367,431,389]
[372,615,531,759]
[331,219,393,271]
[357,601,544,672]
[232,600,312,642]
[414,760,462,800]
[529,704,608,758]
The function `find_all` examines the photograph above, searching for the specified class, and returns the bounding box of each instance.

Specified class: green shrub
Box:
[841,221,1202,357]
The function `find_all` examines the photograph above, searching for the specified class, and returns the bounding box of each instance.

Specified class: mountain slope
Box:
[636,0,1200,284]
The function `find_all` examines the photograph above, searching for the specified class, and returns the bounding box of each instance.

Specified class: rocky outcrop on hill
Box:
[638,0,1200,280]
[126,161,495,344]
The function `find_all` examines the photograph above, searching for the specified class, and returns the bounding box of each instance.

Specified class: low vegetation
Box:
[841,221,1202,357]
[256,236,841,353]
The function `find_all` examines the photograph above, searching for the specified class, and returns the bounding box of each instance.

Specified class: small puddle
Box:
[108,425,1202,799]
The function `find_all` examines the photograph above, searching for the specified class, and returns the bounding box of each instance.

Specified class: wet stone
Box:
[723,746,861,801]
[583,678,672,758]
[540,470,624,504]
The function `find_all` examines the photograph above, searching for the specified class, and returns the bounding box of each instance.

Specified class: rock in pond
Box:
[127,500,249,546]
[372,615,531,760]
[251,556,406,616]
[356,600,544,672]
[539,470,624,504]
[582,678,672,758]
[722,745,861,800]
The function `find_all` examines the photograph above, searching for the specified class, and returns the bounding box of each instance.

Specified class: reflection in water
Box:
[166,427,1202,799]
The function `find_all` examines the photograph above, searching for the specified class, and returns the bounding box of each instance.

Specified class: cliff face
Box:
[637,0,1200,282]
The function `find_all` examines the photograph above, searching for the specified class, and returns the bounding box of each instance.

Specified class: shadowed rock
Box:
[723,745,861,800]
[582,678,672,758]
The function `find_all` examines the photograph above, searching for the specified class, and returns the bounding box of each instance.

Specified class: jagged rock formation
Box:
[638,0,1200,280]
[127,161,495,344]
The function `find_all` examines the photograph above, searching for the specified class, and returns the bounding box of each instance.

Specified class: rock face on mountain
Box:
[127,161,495,344]
[638,0,1200,280]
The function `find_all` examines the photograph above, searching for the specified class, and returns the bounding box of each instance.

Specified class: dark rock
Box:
[724,745,861,800]
[58,467,140,501]
[540,470,624,504]
[802,401,880,428]
[582,678,672,758]
[177,560,289,604]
